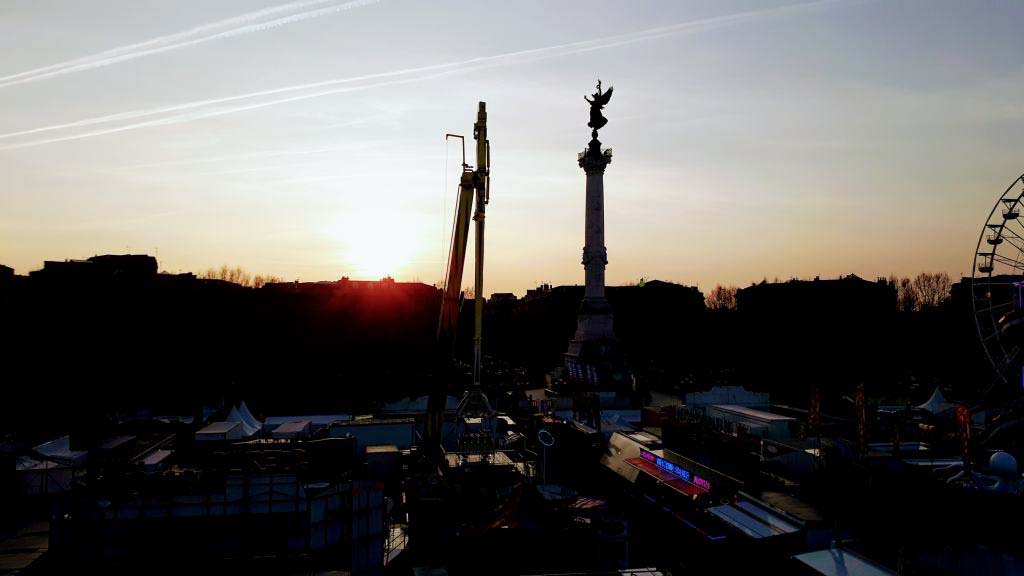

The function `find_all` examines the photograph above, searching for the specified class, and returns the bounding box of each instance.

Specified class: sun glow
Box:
[330,205,428,280]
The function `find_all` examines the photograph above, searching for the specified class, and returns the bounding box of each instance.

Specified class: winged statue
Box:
[584,79,613,134]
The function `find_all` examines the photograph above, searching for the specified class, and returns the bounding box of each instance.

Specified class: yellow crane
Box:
[425,102,490,461]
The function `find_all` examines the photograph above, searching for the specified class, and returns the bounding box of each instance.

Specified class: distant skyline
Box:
[2,0,1023,294]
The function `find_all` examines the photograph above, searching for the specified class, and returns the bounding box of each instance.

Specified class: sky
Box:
[1,0,1023,295]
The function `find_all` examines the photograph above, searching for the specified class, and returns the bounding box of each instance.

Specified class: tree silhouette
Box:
[706,284,738,310]
[886,272,950,311]
[913,271,951,309]
[202,265,281,288]
[889,275,920,312]
[252,274,283,288]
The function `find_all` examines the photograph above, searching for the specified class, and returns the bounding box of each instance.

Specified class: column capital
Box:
[578,137,612,174]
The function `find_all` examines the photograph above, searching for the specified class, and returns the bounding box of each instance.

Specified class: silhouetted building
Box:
[0,264,13,282]
[268,276,434,296]
[525,283,552,301]
[730,275,898,403]
[29,259,94,281]
[27,254,157,283]
[3,255,446,433]
[86,254,157,278]
[736,274,896,315]
[950,274,1024,312]
[489,292,517,303]
[483,280,705,390]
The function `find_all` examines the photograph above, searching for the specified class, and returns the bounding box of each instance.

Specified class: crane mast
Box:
[472,102,488,389]
[425,102,490,462]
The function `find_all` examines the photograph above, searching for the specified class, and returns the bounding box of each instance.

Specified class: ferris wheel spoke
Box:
[997,233,1024,255]
[976,301,1013,314]
[1002,217,1024,248]
[999,224,1024,243]
[993,345,1021,376]
[981,329,1002,343]
[980,371,1005,399]
[989,253,1024,270]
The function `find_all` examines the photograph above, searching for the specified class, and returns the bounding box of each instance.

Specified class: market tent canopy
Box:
[225,406,260,437]
[917,388,954,414]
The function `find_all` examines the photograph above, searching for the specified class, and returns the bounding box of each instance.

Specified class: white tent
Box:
[917,388,954,414]
[225,406,260,437]
[237,401,262,431]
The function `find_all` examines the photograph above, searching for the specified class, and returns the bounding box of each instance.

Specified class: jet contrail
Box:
[0,0,846,150]
[0,0,339,85]
[113,139,395,171]
[0,66,485,149]
[0,0,380,90]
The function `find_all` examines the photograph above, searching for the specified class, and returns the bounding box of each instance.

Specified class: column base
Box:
[563,303,628,391]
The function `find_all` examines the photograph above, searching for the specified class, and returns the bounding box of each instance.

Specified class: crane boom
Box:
[425,102,489,462]
[472,102,488,388]
[437,139,475,345]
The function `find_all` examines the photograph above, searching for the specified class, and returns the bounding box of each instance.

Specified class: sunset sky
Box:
[2,0,1023,295]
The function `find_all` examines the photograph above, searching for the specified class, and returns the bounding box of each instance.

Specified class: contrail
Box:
[0,0,845,150]
[113,139,394,171]
[0,0,379,90]
[0,0,337,84]
[0,64,494,148]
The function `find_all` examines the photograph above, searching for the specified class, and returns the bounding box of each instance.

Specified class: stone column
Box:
[573,137,614,341]
[565,136,616,387]
[580,138,611,303]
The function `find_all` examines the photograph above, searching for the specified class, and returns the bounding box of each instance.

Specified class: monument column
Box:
[575,138,614,338]
[564,81,622,386]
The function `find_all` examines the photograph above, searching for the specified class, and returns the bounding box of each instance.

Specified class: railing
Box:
[383,524,407,566]
[578,147,615,161]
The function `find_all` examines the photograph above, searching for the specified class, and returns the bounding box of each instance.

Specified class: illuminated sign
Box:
[639,448,712,491]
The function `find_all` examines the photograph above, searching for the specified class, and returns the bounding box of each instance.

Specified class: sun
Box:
[330,207,425,280]
[344,231,415,279]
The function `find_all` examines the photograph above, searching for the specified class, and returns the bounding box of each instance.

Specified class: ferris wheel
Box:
[973,172,1024,393]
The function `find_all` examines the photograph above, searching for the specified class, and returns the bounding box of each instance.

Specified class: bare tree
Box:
[913,272,951,309]
[889,275,919,312]
[201,265,279,288]
[706,284,738,310]
[252,274,282,288]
